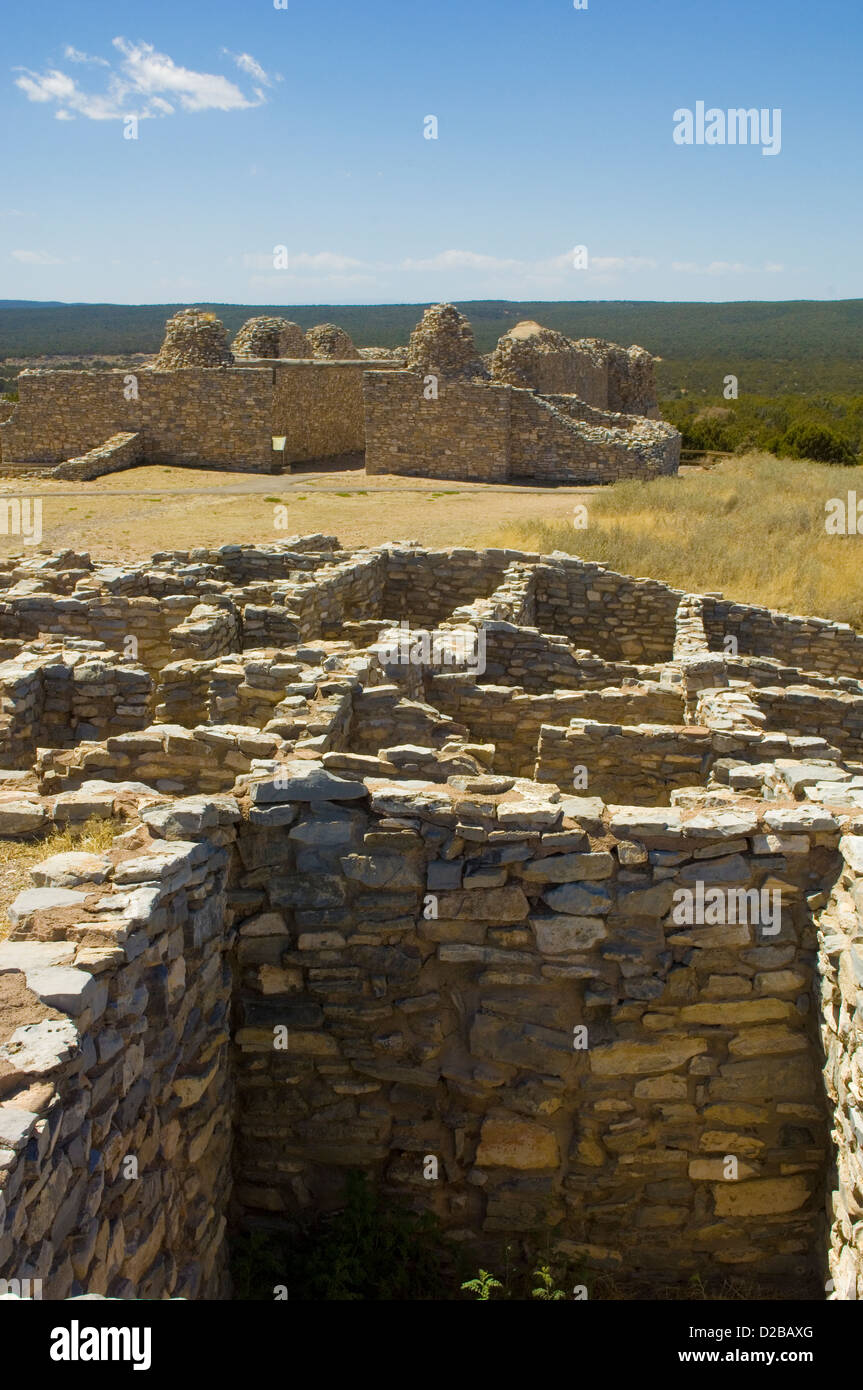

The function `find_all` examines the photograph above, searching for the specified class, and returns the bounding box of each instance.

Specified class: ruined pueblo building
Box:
[0,534,860,1298]
[0,304,680,484]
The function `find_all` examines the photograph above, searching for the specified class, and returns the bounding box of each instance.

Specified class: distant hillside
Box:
[1,299,861,397]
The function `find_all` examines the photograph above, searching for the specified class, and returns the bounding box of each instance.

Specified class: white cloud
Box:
[222,50,277,87]
[11,249,64,264]
[14,38,275,122]
[290,251,365,272]
[590,256,658,272]
[63,46,109,66]
[243,250,366,274]
[402,250,523,273]
[400,248,659,289]
[671,259,784,277]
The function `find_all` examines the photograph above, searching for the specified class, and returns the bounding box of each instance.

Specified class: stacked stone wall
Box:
[509,391,679,483]
[0,808,236,1298]
[817,832,863,1298]
[533,560,683,662]
[0,369,274,471]
[364,372,512,482]
[229,769,833,1285]
[271,360,397,463]
[703,598,863,680]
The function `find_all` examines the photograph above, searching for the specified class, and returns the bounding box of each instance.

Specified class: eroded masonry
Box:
[0,537,861,1299]
[0,304,680,485]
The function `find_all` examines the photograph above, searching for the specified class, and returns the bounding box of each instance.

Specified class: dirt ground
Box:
[0,463,601,561]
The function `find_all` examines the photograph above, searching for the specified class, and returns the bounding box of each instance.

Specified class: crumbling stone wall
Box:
[0,796,237,1298]
[535,720,716,802]
[154,309,234,370]
[406,303,487,380]
[232,317,309,360]
[0,642,151,767]
[490,322,608,404]
[607,344,660,417]
[52,432,143,482]
[703,598,863,680]
[509,390,679,484]
[230,769,832,1285]
[2,536,863,1299]
[0,304,671,480]
[428,677,686,781]
[380,546,514,627]
[817,833,863,1298]
[533,559,683,662]
[305,324,361,360]
[0,361,401,471]
[750,685,863,759]
[364,374,678,485]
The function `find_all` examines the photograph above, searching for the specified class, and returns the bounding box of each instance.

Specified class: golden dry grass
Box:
[0,817,119,939]
[493,452,863,628]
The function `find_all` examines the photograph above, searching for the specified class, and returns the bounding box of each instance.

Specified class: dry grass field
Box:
[0,452,860,627]
[496,453,863,628]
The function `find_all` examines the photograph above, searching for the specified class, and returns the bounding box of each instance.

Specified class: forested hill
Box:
[2,299,862,397]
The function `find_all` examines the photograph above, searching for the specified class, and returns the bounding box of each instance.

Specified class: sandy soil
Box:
[0,464,600,561]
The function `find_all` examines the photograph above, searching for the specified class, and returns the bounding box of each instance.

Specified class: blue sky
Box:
[1,0,860,305]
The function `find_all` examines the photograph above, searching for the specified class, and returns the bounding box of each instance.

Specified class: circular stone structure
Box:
[304,323,361,359]
[232,316,310,360]
[154,309,234,369]
[406,302,487,379]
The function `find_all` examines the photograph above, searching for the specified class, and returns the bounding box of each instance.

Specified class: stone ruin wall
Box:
[0,304,677,484]
[270,360,386,464]
[508,390,679,484]
[0,758,853,1297]
[490,327,610,405]
[363,374,512,483]
[0,360,402,473]
[229,779,834,1285]
[0,369,274,472]
[363,373,680,485]
[0,539,862,1297]
[0,796,235,1299]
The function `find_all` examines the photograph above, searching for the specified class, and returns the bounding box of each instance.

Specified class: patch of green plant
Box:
[461,1269,502,1300]
[531,1263,568,1300]
[458,1241,590,1301]
[663,391,863,462]
[229,1170,461,1301]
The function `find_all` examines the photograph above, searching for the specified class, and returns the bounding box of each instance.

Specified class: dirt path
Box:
[0,465,600,559]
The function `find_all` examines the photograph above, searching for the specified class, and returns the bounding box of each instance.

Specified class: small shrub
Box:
[461,1269,503,1301]
[779,421,858,465]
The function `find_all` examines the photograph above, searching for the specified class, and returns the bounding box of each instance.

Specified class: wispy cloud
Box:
[235,246,663,296]
[400,248,659,288]
[15,37,277,121]
[63,46,110,67]
[242,248,375,290]
[672,259,785,276]
[222,49,279,92]
[11,249,65,264]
